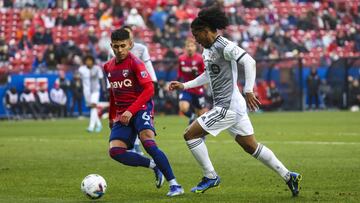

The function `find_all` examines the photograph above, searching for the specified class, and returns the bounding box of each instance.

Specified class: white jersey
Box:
[202,36,255,114]
[108,42,158,82]
[37,91,50,104]
[6,90,18,104]
[50,88,67,105]
[78,65,104,94]
[20,92,36,102]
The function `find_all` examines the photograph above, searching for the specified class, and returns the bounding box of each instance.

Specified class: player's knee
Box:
[139,133,154,144]
[109,147,127,161]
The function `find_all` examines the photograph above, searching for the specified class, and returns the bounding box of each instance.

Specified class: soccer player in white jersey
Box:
[169,6,302,196]
[79,55,105,132]
[108,25,158,155]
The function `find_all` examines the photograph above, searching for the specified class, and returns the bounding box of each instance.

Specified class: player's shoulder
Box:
[194,53,203,60]
[213,36,231,49]
[134,42,147,50]
[103,58,115,70]
[178,54,187,60]
[129,53,145,67]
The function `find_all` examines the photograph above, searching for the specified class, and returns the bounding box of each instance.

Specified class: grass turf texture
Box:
[0,111,359,203]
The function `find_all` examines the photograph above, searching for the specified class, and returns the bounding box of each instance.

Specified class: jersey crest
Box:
[122,69,129,77]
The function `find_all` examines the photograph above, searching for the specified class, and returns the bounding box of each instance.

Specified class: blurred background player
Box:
[79,55,106,132]
[169,6,301,196]
[177,38,207,125]
[109,25,158,155]
[104,28,184,197]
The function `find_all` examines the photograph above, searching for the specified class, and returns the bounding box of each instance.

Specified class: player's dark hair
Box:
[111,28,130,41]
[83,55,95,63]
[191,6,229,31]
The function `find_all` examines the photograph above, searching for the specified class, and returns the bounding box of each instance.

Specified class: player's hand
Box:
[168,81,184,91]
[120,110,133,125]
[245,92,261,111]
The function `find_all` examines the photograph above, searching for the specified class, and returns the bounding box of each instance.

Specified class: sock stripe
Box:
[254,144,264,159]
[187,139,203,149]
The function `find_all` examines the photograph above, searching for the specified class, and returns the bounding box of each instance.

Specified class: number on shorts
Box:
[142,112,151,120]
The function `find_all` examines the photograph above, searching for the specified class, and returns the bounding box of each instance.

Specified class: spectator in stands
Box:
[98,31,111,61]
[19,7,34,20]
[34,0,47,8]
[8,39,17,58]
[70,72,83,117]
[5,87,21,119]
[99,8,113,29]
[43,44,58,72]
[63,8,86,26]
[50,82,67,118]
[32,26,44,45]
[77,0,89,8]
[32,52,47,73]
[306,67,321,110]
[149,4,169,31]
[36,84,52,119]
[336,30,348,47]
[42,28,54,45]
[20,87,39,119]
[126,8,146,28]
[242,0,264,8]
[41,11,56,29]
[18,33,32,50]
[0,44,10,63]
[3,0,13,7]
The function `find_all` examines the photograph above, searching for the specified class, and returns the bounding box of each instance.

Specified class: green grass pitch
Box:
[0,111,359,202]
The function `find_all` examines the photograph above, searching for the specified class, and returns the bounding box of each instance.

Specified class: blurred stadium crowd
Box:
[1,0,360,119]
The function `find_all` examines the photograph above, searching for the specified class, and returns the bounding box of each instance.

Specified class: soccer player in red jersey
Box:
[177,38,207,124]
[103,28,184,197]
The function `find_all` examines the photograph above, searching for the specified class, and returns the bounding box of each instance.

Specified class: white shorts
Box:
[197,106,254,138]
[84,92,100,106]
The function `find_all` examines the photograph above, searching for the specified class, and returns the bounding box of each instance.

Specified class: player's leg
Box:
[108,123,158,169]
[229,115,301,196]
[134,107,183,196]
[131,136,144,155]
[179,92,195,124]
[184,120,220,193]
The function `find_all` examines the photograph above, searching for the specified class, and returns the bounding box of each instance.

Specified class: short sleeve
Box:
[223,42,247,62]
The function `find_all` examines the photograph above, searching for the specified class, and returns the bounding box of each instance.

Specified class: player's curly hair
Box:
[191,6,229,31]
[111,28,130,41]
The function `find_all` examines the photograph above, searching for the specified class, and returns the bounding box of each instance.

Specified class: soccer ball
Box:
[81,174,107,199]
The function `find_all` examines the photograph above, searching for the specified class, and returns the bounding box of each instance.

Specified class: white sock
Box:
[149,159,156,169]
[252,143,290,182]
[134,137,141,146]
[89,108,97,130]
[169,179,179,186]
[186,138,217,179]
[95,113,101,128]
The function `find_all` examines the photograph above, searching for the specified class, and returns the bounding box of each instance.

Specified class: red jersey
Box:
[177,53,205,95]
[103,53,153,122]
